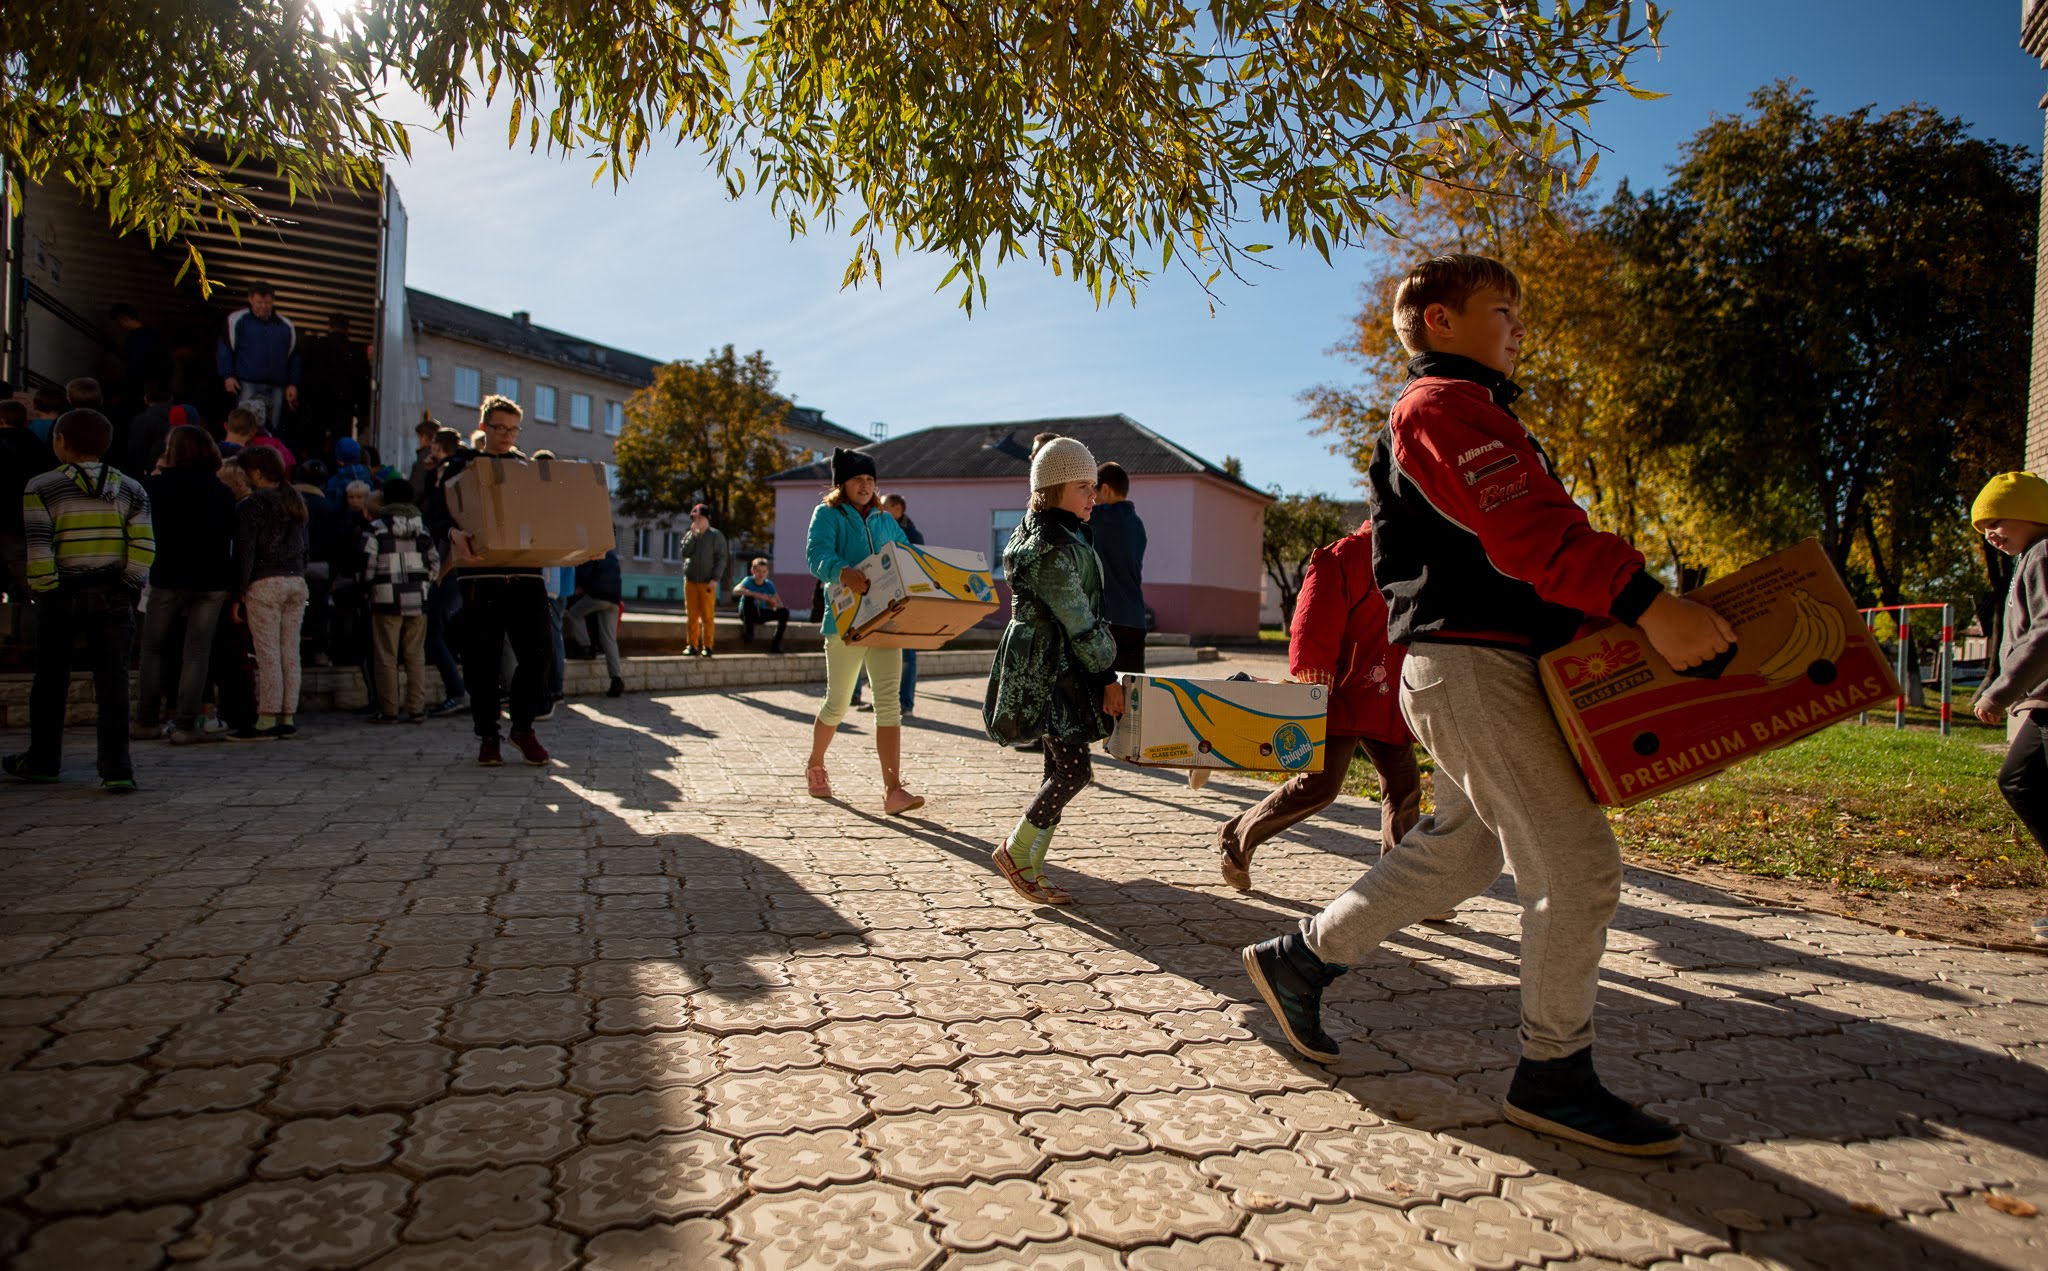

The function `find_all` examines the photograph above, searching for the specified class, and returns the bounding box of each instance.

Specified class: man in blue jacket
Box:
[1091,461,1148,671]
[215,283,301,435]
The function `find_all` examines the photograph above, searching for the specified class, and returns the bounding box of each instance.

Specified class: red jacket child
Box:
[1289,521,1412,746]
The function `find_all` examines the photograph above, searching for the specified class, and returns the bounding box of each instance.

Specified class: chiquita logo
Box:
[1272,722,1314,770]
[1556,637,1645,689]
[969,575,993,601]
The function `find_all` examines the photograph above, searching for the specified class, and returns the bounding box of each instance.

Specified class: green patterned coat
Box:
[984,509,1119,746]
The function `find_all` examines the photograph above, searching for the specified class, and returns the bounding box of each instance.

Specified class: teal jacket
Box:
[806,498,908,637]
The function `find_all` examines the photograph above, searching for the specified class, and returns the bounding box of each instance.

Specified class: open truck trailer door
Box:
[2,150,419,463]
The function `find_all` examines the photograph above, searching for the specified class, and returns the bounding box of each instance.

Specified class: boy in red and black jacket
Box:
[1215,520,1421,893]
[1241,253,1734,1157]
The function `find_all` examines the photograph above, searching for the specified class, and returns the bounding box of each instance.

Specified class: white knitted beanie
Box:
[1030,436,1098,492]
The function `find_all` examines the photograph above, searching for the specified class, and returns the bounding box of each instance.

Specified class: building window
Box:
[416,355,431,380]
[494,375,520,403]
[604,464,620,495]
[532,385,556,422]
[452,366,481,407]
[569,393,592,431]
[633,527,653,560]
[603,400,624,436]
[663,531,682,563]
[990,509,1025,579]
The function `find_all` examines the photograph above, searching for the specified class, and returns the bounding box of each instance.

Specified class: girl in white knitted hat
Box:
[982,434,1127,903]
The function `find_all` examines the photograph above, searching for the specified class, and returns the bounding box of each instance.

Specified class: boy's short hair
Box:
[1392,253,1522,354]
[382,477,415,505]
[54,409,113,458]
[478,393,521,427]
[433,427,464,453]
[415,418,439,439]
[0,401,26,429]
[31,384,67,414]
[1095,461,1130,497]
[225,406,259,437]
[65,377,103,408]
[345,480,372,497]
[248,281,276,298]
[751,557,770,569]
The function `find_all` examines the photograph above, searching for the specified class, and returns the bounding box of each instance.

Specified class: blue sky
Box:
[394,2,2044,496]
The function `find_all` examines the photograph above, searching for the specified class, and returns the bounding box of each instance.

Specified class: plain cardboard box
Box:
[1539,539,1898,806]
[833,542,1000,649]
[444,456,616,568]
[1107,674,1328,772]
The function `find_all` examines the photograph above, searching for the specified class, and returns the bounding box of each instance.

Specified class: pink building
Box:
[767,416,1273,637]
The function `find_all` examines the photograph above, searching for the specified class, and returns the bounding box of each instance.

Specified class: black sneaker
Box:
[607,677,625,698]
[427,696,468,719]
[2,754,57,784]
[225,725,279,743]
[1240,932,1347,1063]
[1502,1048,1685,1156]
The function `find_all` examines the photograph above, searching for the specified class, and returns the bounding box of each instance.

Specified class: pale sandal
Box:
[806,765,833,799]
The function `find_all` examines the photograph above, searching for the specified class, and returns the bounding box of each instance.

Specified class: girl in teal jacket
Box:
[804,448,923,815]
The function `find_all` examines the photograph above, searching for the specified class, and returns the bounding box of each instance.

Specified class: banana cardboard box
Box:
[1106,674,1328,772]
[832,542,1000,649]
[1538,539,1897,806]
[443,455,616,568]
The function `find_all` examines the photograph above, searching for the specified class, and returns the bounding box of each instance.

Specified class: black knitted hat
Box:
[832,447,877,485]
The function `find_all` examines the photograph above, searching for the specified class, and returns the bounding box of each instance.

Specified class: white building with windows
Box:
[409,288,866,601]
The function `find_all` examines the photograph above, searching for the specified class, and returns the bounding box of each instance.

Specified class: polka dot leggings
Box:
[1025,736,1093,829]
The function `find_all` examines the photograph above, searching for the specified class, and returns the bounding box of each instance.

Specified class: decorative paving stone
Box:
[817,1018,957,1071]
[859,1066,975,1114]
[1412,1195,1576,1270]
[364,1229,580,1271]
[440,994,590,1046]
[925,1178,1069,1250]
[1179,1040,1329,1094]
[1200,1146,1350,1210]
[257,1113,404,1178]
[1122,1090,1296,1155]
[1246,1200,1467,1270]
[403,1164,553,1241]
[14,1204,191,1271]
[866,1108,1045,1186]
[692,990,823,1034]
[398,1090,584,1171]
[555,1132,744,1233]
[940,1236,1124,1270]
[134,1062,279,1115]
[184,1172,409,1269]
[567,1033,716,1092]
[1044,1152,1239,1246]
[330,1007,445,1048]
[718,1029,823,1072]
[23,1024,162,1068]
[271,1044,453,1115]
[587,1087,708,1141]
[906,982,1034,1022]
[28,1111,267,1210]
[706,1067,866,1136]
[584,1217,738,1271]
[729,1179,937,1271]
[962,1055,1118,1112]
[449,1044,568,1093]
[1300,1127,1499,1208]
[1037,1011,1177,1058]
[1096,1052,1206,1094]
[1019,1106,1151,1160]
[741,1127,872,1191]
[948,1018,1052,1056]
[155,1009,333,1065]
[1504,1172,1730,1263]
[1338,1071,1502,1130]
[1260,1089,1384,1134]
[0,1067,145,1140]
[1123,1234,1269,1271]
[1154,1009,1256,1044]
[593,993,690,1033]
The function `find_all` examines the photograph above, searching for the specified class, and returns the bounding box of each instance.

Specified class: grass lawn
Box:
[1254,717,2044,894]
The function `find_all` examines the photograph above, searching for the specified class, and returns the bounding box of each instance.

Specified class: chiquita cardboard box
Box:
[833,542,1000,649]
[1539,539,1897,806]
[1107,674,1328,773]
[444,456,616,568]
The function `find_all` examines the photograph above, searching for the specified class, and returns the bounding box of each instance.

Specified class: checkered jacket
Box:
[359,504,439,615]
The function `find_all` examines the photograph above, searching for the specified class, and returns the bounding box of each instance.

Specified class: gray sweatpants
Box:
[1304,643,1622,1061]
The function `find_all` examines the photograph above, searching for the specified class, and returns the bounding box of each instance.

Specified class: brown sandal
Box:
[1219,836,1254,891]
[991,846,1057,905]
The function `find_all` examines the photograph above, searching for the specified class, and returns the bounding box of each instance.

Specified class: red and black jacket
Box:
[1368,352,1663,655]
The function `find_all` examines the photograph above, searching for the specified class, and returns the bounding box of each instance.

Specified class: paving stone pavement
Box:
[1,652,2045,1270]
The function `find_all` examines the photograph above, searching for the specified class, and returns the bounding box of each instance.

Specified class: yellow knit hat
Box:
[1971,472,2048,530]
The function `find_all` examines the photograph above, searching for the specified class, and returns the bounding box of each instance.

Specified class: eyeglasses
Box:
[485,423,520,434]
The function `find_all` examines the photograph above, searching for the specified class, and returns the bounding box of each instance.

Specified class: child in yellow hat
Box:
[1969,470,2048,946]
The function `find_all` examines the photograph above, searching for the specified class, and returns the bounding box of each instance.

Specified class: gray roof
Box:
[767,414,1267,497]
[786,405,869,448]
[407,288,662,387]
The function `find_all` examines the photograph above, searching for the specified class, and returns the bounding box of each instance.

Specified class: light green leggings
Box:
[817,634,904,727]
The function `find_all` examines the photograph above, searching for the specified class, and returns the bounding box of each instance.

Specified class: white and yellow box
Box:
[1107,674,1328,772]
[832,542,1000,649]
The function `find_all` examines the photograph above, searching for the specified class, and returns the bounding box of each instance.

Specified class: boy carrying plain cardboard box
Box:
[1239,253,1735,1157]
[1968,471,2048,947]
